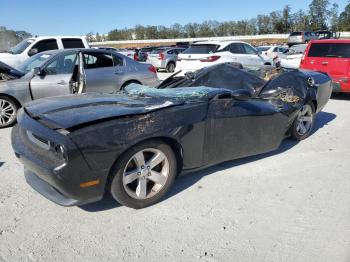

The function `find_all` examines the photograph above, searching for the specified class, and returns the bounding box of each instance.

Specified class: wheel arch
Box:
[121,79,142,89]
[0,93,22,108]
[105,136,184,191]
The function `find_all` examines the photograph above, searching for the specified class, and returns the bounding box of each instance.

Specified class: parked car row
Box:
[0,48,159,128]
[287,30,340,47]
[0,36,89,67]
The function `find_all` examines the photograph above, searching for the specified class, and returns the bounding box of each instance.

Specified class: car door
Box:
[204,96,289,166]
[83,51,122,93]
[242,43,264,68]
[228,43,248,65]
[29,51,78,100]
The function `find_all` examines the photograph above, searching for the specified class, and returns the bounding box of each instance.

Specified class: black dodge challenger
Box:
[11,64,332,209]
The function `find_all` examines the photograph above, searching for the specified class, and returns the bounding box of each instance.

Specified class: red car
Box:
[300,39,350,93]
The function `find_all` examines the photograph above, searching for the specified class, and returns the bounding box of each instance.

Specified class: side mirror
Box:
[32,67,44,76]
[231,89,253,101]
[28,48,38,56]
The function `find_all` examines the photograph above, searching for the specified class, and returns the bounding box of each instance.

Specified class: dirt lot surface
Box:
[0,95,349,262]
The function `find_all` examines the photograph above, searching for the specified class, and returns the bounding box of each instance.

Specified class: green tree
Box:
[257,15,272,34]
[282,5,292,32]
[338,2,350,31]
[291,9,310,31]
[309,0,330,30]
[329,3,339,31]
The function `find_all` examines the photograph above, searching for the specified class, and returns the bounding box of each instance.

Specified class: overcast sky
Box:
[0,0,347,36]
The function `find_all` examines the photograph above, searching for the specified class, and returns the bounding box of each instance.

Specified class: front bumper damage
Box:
[11,110,109,206]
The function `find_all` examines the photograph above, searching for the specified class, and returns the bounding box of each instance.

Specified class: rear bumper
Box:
[142,76,160,87]
[148,59,166,69]
[11,110,108,206]
[331,78,350,93]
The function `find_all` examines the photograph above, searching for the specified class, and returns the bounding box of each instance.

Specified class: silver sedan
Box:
[0,48,159,128]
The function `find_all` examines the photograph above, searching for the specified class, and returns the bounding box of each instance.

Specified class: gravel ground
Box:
[0,95,350,262]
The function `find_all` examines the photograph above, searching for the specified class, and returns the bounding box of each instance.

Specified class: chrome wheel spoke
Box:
[300,106,308,115]
[149,171,167,185]
[136,178,147,198]
[124,170,139,184]
[147,152,165,169]
[301,116,312,122]
[299,122,307,134]
[133,151,145,168]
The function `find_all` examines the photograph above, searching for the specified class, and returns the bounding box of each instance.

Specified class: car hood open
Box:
[0,61,24,80]
[24,92,186,131]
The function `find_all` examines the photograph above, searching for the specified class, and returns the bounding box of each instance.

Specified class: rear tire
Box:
[109,140,177,209]
[290,103,315,141]
[0,96,18,128]
[166,62,176,73]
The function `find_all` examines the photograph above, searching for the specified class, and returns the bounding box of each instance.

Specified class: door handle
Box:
[114,70,123,75]
[57,80,66,85]
[321,61,329,65]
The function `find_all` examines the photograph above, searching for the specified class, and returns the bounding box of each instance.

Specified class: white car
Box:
[0,36,89,68]
[176,41,266,75]
[94,46,135,59]
[256,45,288,65]
[279,44,307,69]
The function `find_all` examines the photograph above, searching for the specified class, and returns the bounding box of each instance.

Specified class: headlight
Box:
[51,143,68,161]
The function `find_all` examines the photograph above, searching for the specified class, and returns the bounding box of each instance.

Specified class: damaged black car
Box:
[11,63,332,209]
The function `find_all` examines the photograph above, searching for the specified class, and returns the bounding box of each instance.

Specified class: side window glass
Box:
[112,54,124,66]
[242,44,257,55]
[62,38,85,48]
[230,44,245,54]
[83,52,114,69]
[44,53,78,75]
[31,39,58,53]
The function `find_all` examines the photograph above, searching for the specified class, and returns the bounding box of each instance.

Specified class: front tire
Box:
[290,103,315,141]
[166,62,175,73]
[109,140,177,209]
[0,96,18,128]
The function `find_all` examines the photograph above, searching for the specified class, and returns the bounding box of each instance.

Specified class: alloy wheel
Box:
[0,99,16,127]
[296,104,313,136]
[122,148,170,200]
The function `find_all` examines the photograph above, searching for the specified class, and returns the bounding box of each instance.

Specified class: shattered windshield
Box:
[16,53,52,74]
[125,84,224,101]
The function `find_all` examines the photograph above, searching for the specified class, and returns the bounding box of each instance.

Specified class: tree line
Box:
[0,26,32,51]
[87,0,350,42]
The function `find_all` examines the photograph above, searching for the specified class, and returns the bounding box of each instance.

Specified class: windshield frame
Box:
[15,52,53,74]
[9,39,35,55]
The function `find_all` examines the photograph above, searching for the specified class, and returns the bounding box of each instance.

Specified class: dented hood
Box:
[0,61,24,79]
[24,93,183,130]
